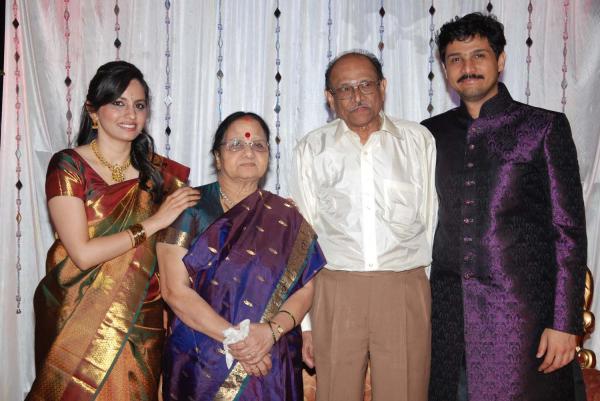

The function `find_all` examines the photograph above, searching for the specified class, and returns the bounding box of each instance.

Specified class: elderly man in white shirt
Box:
[290,50,437,401]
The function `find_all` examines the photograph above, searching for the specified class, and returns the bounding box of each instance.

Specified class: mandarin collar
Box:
[459,82,514,120]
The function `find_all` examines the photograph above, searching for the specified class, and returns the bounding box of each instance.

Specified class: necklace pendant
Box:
[112,167,125,183]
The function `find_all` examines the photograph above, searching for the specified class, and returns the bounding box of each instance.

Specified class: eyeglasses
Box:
[328,80,381,100]
[220,138,269,153]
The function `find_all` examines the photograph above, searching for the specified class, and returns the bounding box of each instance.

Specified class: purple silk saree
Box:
[163,189,325,401]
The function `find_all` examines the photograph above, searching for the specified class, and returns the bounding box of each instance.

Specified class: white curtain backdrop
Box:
[1,1,599,399]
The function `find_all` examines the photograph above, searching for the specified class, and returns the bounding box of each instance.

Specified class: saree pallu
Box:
[163,190,326,401]
[27,149,189,401]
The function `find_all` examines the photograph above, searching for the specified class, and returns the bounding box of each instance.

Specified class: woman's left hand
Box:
[229,322,274,365]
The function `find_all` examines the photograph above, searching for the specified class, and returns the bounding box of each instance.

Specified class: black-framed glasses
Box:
[220,138,269,153]
[328,80,381,100]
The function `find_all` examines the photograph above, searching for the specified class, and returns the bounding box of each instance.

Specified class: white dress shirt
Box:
[291,113,438,273]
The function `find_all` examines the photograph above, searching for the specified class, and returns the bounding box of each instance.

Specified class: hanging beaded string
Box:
[427,1,436,117]
[12,0,23,314]
[561,0,569,112]
[486,1,494,14]
[326,0,333,62]
[216,0,224,123]
[525,1,533,104]
[114,0,121,60]
[164,0,173,157]
[64,0,74,147]
[378,1,385,66]
[274,2,282,195]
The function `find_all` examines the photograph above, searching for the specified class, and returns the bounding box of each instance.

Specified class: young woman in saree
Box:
[157,112,326,401]
[27,61,200,401]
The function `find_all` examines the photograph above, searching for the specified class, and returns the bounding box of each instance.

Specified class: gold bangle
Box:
[128,223,147,248]
[127,229,135,248]
[267,321,278,345]
[278,309,297,327]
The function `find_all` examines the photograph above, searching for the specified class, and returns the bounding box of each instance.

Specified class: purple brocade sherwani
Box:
[422,83,587,401]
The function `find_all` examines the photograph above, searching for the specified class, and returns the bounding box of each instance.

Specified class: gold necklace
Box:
[90,139,131,183]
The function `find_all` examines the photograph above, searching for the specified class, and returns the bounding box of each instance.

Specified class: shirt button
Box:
[463,272,472,280]
[463,236,472,243]
[464,200,475,206]
[468,144,475,151]
[464,180,475,187]
[466,162,474,168]
[463,255,472,262]
[463,218,474,224]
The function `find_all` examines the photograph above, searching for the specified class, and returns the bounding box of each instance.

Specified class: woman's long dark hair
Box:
[76,61,164,202]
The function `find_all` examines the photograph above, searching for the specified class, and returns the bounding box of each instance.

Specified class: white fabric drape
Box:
[1,1,599,399]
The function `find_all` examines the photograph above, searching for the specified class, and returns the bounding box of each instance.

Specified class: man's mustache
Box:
[350,103,369,111]
[458,74,484,83]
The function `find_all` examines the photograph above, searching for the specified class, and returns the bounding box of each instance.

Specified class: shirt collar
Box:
[459,81,514,119]
[333,112,400,142]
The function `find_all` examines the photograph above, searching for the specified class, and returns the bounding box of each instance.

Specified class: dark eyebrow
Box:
[446,48,490,58]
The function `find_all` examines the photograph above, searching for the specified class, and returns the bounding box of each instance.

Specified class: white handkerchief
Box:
[222,319,250,369]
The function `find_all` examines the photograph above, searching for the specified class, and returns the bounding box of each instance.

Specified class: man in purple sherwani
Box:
[421,13,587,401]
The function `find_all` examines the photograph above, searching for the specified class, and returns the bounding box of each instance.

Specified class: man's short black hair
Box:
[325,50,384,90]
[436,12,506,64]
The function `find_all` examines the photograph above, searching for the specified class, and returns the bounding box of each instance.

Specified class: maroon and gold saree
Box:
[27,149,189,401]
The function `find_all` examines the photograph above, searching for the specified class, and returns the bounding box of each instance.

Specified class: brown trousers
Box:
[312,268,431,401]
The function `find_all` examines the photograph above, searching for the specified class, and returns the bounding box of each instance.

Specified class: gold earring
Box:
[91,119,99,130]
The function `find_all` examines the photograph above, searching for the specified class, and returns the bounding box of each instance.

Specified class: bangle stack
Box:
[128,223,147,248]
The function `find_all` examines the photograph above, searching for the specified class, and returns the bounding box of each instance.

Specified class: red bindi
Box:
[244,132,252,139]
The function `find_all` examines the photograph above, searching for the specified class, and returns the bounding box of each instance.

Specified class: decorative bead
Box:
[114,38,122,48]
[274,8,281,18]
[379,7,385,17]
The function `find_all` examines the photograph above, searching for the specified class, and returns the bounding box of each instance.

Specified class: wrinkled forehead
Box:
[330,55,379,84]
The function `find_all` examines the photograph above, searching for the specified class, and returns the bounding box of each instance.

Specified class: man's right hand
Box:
[302,331,315,368]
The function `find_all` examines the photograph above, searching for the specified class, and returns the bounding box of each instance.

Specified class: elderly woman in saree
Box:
[27,61,200,401]
[157,111,325,401]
